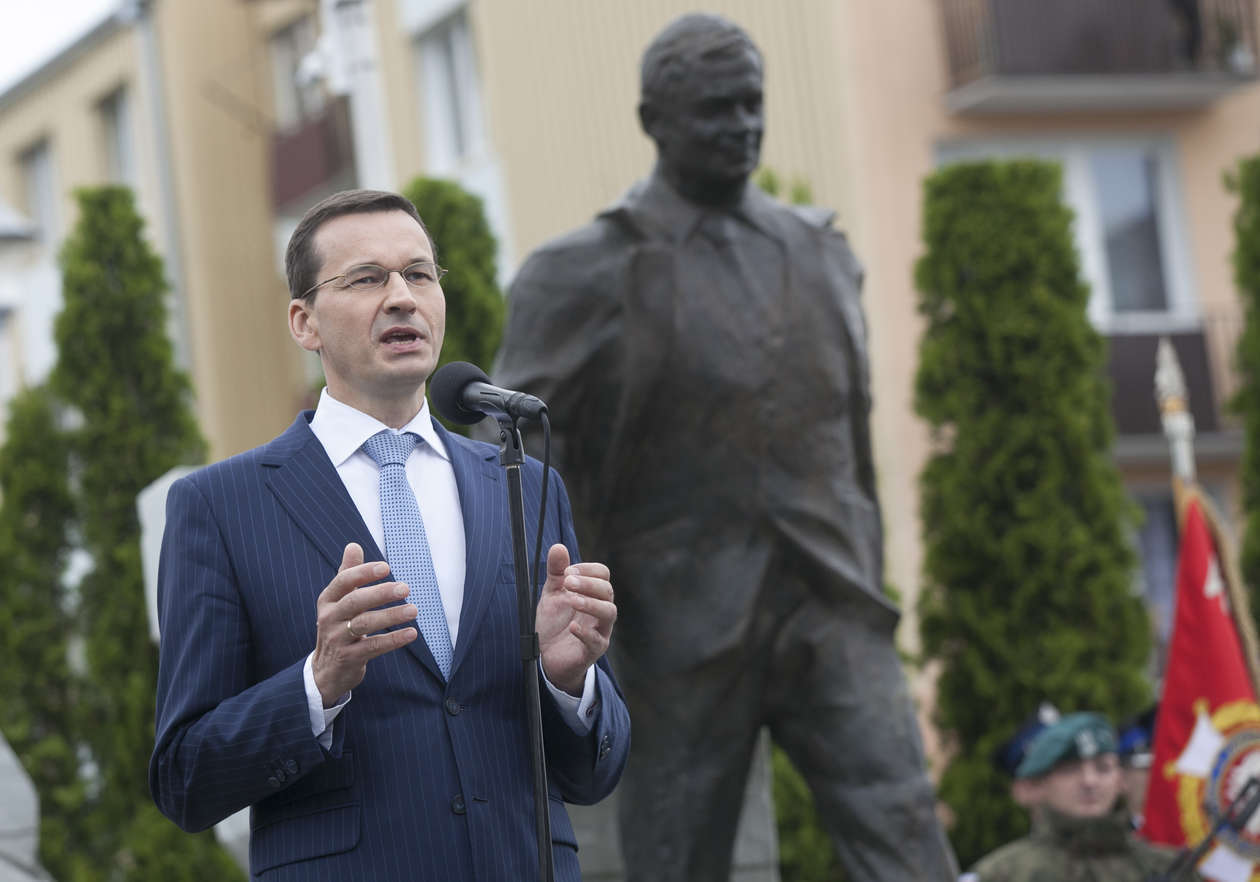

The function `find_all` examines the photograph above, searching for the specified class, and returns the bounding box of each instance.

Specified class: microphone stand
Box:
[494,413,554,882]
[1147,776,1260,882]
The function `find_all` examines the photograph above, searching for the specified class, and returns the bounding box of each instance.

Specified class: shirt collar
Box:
[310,387,450,467]
[611,168,779,244]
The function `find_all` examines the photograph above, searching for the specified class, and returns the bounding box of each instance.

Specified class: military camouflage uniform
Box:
[968,803,1188,882]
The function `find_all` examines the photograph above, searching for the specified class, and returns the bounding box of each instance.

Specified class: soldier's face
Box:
[647,47,764,188]
[1040,753,1123,818]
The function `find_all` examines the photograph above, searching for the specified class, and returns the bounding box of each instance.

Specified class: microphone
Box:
[429,361,547,424]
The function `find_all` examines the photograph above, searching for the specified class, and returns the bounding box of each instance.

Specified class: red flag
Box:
[1142,497,1260,881]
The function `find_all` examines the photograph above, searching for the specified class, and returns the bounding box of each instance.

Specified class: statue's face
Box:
[648,46,764,190]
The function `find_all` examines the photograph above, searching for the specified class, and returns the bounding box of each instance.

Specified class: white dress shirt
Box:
[300,388,595,745]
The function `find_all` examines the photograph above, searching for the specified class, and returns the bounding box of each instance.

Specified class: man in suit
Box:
[493,13,956,881]
[149,189,629,881]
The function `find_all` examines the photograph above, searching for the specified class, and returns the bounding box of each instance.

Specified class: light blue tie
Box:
[362,430,453,678]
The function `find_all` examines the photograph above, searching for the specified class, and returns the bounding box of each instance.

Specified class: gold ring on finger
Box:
[346,619,364,640]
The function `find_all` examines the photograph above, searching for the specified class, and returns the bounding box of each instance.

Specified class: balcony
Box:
[1105,307,1244,464]
[941,0,1259,114]
[270,95,356,211]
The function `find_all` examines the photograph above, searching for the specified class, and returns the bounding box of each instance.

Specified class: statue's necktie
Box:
[361,430,453,678]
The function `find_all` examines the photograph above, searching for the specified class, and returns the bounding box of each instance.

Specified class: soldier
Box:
[966,712,1187,882]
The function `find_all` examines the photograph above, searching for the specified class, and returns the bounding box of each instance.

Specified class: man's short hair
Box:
[285,189,433,300]
[639,13,762,108]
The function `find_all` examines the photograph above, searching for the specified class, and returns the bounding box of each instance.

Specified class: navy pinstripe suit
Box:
[149,412,630,880]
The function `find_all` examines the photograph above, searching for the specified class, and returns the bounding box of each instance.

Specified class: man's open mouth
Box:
[382,329,420,344]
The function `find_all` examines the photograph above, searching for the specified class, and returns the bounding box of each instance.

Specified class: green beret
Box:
[1015,712,1117,779]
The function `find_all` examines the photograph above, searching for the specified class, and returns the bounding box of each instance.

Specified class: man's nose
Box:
[381,272,417,308]
[735,103,762,130]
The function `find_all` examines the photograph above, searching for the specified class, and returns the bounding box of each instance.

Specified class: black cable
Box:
[530,413,552,602]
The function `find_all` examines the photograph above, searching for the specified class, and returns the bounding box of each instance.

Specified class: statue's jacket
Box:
[496,172,897,676]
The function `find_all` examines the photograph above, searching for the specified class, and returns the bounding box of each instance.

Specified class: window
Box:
[409,2,514,280]
[19,140,58,243]
[416,10,486,171]
[938,137,1195,333]
[99,87,134,186]
[1091,147,1169,313]
[270,15,324,132]
[1133,489,1178,670]
[1130,484,1232,679]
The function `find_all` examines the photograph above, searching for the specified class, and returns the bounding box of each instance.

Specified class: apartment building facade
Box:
[0,3,309,460]
[280,0,1260,665]
[3,0,1258,875]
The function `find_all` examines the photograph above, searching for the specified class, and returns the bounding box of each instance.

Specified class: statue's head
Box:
[639,14,764,202]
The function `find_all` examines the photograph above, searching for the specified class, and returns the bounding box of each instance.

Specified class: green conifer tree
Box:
[1229,156,1260,634]
[402,176,504,375]
[50,185,241,879]
[914,160,1151,866]
[0,384,89,880]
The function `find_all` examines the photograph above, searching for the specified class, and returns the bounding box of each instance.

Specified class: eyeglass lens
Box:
[344,263,444,289]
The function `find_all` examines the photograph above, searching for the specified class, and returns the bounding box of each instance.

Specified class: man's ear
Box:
[1011,777,1043,808]
[638,100,659,139]
[288,298,321,353]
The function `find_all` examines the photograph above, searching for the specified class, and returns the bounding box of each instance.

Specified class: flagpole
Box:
[1155,338,1195,521]
[1155,337,1260,696]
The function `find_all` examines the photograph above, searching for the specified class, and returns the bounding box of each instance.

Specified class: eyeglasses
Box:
[302,261,449,299]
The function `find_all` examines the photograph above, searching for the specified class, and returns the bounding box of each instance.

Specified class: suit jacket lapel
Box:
[438,421,506,677]
[262,414,384,568]
[262,413,447,679]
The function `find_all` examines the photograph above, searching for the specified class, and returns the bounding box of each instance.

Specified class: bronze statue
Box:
[493,13,958,881]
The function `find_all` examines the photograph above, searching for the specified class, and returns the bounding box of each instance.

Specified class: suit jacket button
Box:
[445,698,462,716]
[266,776,281,789]
[451,793,466,814]
[284,759,299,775]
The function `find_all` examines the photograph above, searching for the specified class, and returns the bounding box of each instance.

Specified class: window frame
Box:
[936,135,1198,335]
[17,138,58,243]
[97,85,135,186]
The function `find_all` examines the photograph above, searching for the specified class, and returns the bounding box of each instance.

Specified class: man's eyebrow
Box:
[339,255,434,268]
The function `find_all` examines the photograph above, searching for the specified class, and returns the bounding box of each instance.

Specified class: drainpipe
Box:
[120,0,195,375]
[319,0,395,190]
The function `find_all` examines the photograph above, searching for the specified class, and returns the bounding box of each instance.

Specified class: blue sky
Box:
[0,0,119,93]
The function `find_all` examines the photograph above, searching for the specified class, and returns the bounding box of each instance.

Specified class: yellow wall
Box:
[467,0,859,260]
[154,1,308,460]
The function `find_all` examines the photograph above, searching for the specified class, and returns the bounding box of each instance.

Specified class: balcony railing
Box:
[941,0,1259,113]
[1105,306,1244,440]
[270,95,356,211]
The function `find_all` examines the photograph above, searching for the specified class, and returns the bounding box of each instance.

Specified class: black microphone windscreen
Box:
[429,361,491,424]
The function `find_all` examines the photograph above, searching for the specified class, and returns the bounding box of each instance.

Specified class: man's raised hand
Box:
[311,542,418,706]
[537,544,617,696]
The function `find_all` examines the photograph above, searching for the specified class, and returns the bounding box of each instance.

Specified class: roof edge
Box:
[0,9,129,116]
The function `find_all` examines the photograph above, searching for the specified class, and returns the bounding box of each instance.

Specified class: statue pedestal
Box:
[571,729,780,881]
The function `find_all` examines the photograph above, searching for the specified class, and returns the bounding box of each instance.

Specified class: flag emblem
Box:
[1168,700,1260,879]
